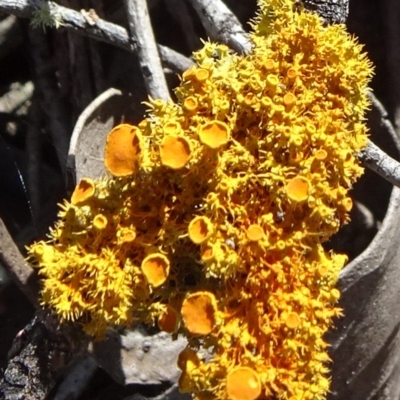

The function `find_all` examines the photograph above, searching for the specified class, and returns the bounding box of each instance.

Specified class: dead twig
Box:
[157,46,194,73]
[357,91,400,188]
[0,82,34,114]
[368,89,400,146]
[187,0,251,54]
[0,0,193,74]
[358,140,400,189]
[0,15,23,59]
[123,0,169,100]
[0,217,39,306]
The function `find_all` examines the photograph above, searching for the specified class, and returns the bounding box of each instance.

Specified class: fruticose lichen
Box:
[28,0,373,399]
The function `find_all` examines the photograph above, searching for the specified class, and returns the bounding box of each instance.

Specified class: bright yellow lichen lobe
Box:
[28,0,372,398]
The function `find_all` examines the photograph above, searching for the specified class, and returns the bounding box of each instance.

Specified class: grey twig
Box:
[0,15,23,59]
[0,0,193,74]
[354,201,376,231]
[0,217,39,306]
[0,82,34,114]
[123,0,169,100]
[358,141,400,189]
[157,46,194,73]
[186,0,251,54]
[358,91,400,188]
[368,89,400,146]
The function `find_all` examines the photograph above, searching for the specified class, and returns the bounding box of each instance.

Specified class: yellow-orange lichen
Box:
[178,348,200,393]
[163,121,181,135]
[181,291,217,335]
[246,224,264,242]
[160,135,191,169]
[188,216,214,244]
[342,197,353,212]
[315,149,328,160]
[286,67,297,80]
[286,312,301,329]
[183,96,198,112]
[119,228,136,243]
[317,266,329,278]
[195,68,210,82]
[104,124,142,176]
[283,92,296,108]
[266,74,279,87]
[198,121,230,149]
[71,178,95,205]
[265,58,275,70]
[27,0,373,398]
[201,244,214,261]
[286,176,310,202]
[141,253,170,287]
[158,305,180,333]
[93,214,108,230]
[226,367,262,400]
[330,288,341,301]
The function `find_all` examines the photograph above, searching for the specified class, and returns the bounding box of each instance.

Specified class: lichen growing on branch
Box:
[28,0,373,399]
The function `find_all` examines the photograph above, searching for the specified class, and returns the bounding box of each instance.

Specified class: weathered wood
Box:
[0,311,88,400]
[301,0,349,24]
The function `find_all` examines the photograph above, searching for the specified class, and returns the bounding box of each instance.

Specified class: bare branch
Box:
[358,140,400,189]
[0,15,23,59]
[0,81,34,114]
[123,0,169,100]
[368,89,400,147]
[0,217,39,306]
[157,46,195,72]
[356,91,400,188]
[186,0,251,54]
[0,0,193,74]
